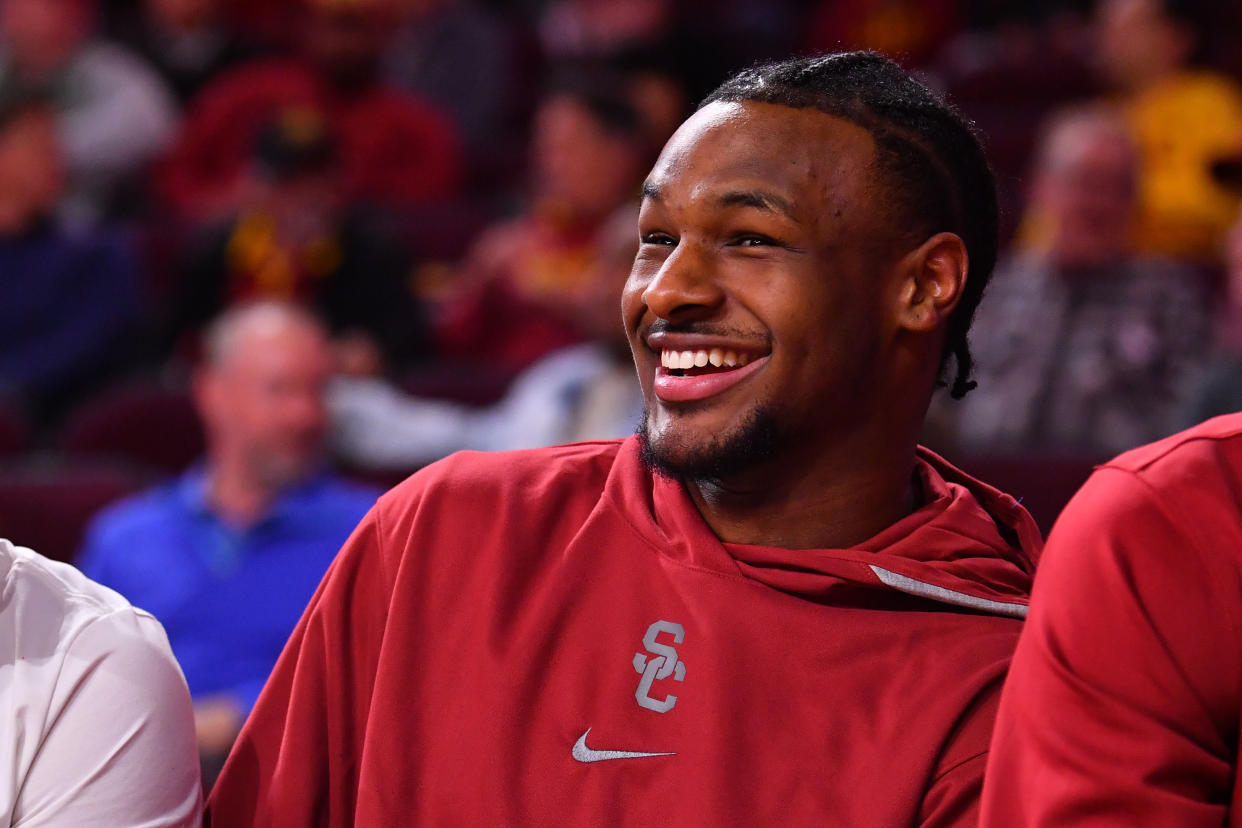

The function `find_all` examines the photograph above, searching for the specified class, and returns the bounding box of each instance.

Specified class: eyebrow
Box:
[716,189,795,217]
[641,182,796,219]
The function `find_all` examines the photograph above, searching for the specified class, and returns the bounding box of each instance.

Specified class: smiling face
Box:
[624,100,912,480]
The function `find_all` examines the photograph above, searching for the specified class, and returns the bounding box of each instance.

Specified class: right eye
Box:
[640,232,677,246]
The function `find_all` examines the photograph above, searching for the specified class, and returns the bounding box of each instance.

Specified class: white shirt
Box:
[0,539,201,827]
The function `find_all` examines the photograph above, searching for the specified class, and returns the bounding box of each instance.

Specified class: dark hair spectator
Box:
[432,73,647,388]
[0,90,141,423]
[0,0,179,222]
[163,105,427,370]
[382,0,528,185]
[157,0,463,225]
[108,0,264,105]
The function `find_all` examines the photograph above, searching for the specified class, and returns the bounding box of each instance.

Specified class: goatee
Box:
[637,405,779,481]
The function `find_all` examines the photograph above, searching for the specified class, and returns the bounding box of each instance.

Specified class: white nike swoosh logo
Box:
[572,728,675,763]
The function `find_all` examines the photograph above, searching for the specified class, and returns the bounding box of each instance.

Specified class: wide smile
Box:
[653,346,770,403]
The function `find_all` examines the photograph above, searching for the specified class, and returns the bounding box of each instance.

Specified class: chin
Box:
[638,405,779,481]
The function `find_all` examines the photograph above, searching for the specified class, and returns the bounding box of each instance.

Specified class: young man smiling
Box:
[207,52,1040,826]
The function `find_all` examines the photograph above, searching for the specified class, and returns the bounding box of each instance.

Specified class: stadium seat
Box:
[59,383,205,474]
[956,451,1099,535]
[0,399,29,457]
[0,462,148,563]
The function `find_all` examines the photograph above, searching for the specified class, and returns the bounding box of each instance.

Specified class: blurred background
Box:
[4,0,1242,781]
[6,0,1242,552]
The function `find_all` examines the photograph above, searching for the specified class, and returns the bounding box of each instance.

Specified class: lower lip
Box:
[652,356,769,403]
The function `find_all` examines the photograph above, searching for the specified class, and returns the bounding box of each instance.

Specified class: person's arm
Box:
[205,508,392,827]
[328,376,477,469]
[13,609,201,827]
[982,468,1241,826]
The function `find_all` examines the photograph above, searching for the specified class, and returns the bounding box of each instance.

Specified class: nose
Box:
[638,241,725,322]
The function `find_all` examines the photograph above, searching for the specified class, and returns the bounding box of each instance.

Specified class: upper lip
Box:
[644,331,770,359]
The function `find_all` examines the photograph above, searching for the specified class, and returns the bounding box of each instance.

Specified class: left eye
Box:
[735,235,773,247]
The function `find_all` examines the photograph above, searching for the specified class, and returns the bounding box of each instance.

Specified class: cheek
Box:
[620,275,647,329]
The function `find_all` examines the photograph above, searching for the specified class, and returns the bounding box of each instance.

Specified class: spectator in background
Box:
[166,106,426,369]
[435,76,646,387]
[0,0,178,222]
[1181,210,1242,424]
[330,205,644,471]
[158,0,462,224]
[942,106,1208,458]
[802,0,962,67]
[0,90,141,423]
[1095,0,1242,262]
[79,302,377,785]
[539,0,672,61]
[111,0,262,105]
[383,0,521,182]
[614,47,690,158]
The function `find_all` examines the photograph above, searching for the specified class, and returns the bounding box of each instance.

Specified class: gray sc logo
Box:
[632,620,686,713]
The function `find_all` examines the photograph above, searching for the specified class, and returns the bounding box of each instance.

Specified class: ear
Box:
[893,232,969,334]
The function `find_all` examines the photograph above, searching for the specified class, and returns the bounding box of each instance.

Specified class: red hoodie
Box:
[983,413,1242,826]
[206,436,1039,826]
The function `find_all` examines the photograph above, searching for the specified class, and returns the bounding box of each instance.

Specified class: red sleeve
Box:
[205,508,392,827]
[981,467,1241,827]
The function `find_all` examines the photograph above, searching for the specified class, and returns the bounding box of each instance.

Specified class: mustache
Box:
[645,319,770,344]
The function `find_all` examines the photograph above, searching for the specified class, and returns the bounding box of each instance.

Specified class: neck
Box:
[683,428,921,550]
[206,455,279,528]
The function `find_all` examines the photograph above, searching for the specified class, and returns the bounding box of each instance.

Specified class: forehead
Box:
[645,101,880,219]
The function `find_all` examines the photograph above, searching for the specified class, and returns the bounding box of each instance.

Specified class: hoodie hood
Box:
[625,439,1041,619]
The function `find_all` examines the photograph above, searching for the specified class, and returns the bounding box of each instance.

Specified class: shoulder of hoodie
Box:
[1101,413,1242,483]
[1061,414,1242,553]
[374,439,626,529]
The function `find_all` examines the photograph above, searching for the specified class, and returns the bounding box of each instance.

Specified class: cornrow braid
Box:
[701,51,998,399]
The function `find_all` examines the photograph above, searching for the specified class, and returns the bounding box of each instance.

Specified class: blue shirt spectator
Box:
[79,467,376,712]
[74,300,370,784]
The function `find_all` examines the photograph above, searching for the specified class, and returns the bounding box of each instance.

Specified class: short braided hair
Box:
[701,51,998,398]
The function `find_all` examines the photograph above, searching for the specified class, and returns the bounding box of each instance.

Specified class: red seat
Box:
[956,451,1099,536]
[60,384,205,474]
[0,399,29,457]
[0,463,147,563]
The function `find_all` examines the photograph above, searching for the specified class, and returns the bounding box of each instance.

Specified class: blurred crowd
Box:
[4,0,1242,781]
[4,0,1242,460]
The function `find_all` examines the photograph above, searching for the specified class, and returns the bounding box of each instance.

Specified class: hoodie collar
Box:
[610,439,1040,618]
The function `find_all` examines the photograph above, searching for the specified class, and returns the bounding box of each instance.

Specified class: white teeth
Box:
[659,348,756,371]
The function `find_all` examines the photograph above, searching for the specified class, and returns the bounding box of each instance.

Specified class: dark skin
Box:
[623,101,969,550]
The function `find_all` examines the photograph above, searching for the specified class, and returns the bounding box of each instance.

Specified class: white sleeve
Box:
[13,609,201,828]
[328,376,478,469]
